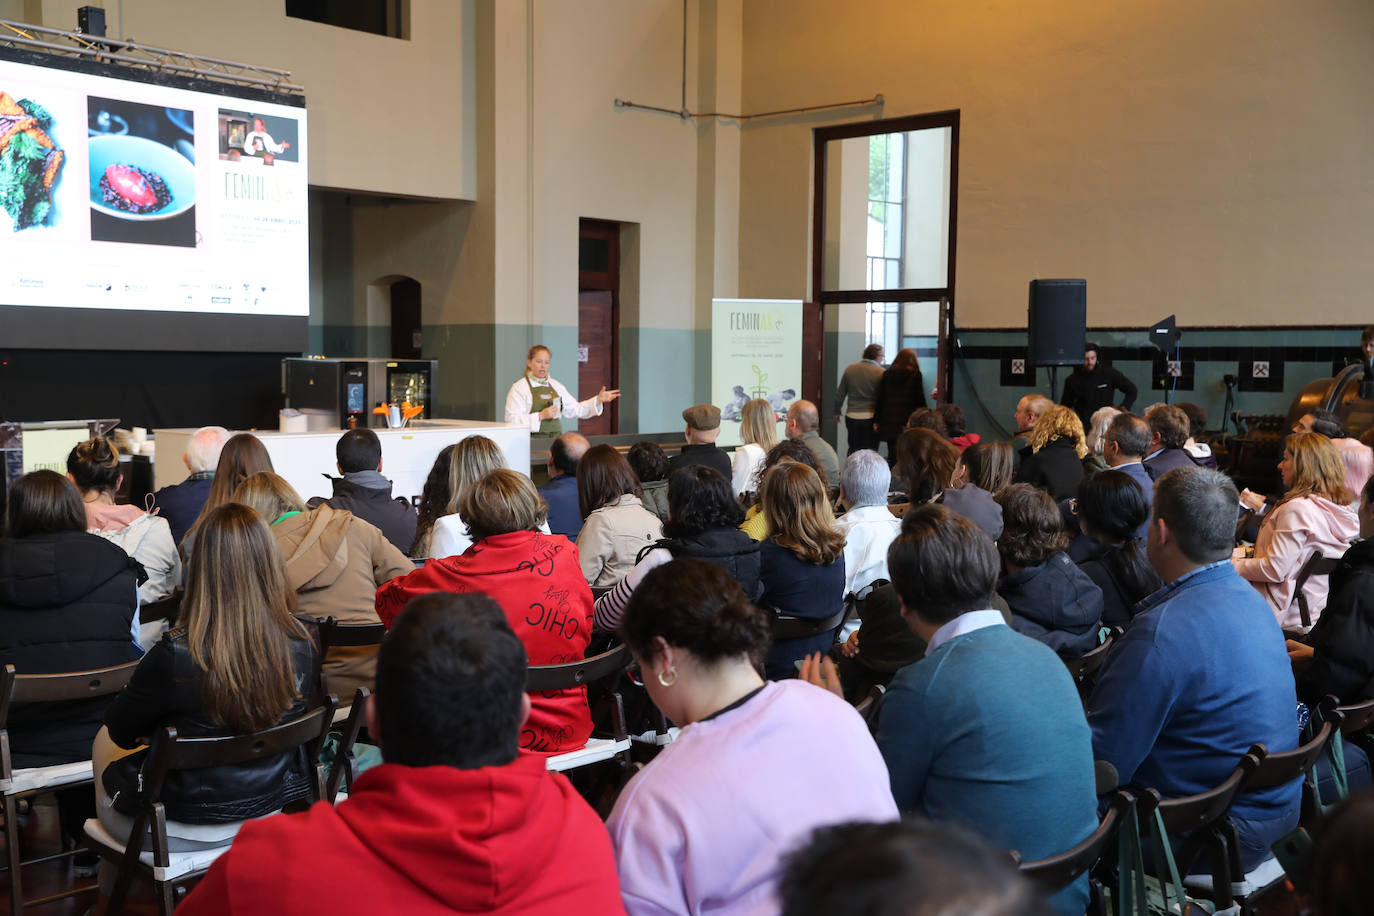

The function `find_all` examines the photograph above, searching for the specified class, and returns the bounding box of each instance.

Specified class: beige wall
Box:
[20,0,475,199]
[739,0,1374,328]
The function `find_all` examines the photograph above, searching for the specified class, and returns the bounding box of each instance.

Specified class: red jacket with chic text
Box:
[375,530,593,754]
[178,759,627,916]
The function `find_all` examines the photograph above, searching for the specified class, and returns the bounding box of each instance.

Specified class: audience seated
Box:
[577,444,664,587]
[152,425,228,544]
[1288,474,1374,705]
[1014,404,1090,500]
[780,819,1053,916]
[731,397,777,496]
[0,470,141,855]
[1075,470,1162,628]
[1176,401,1219,469]
[1085,404,1122,457]
[1233,432,1358,629]
[786,400,840,491]
[1294,408,1345,438]
[179,593,627,916]
[594,465,761,630]
[892,427,960,514]
[540,432,590,538]
[670,403,733,479]
[68,437,180,609]
[1009,393,1053,466]
[94,504,317,870]
[873,348,926,461]
[376,469,593,754]
[806,504,1097,916]
[408,443,456,558]
[834,450,901,599]
[1101,413,1155,525]
[739,439,827,540]
[1089,467,1300,871]
[757,462,847,679]
[428,435,514,559]
[941,442,1005,540]
[1141,404,1197,481]
[938,402,980,452]
[904,406,948,438]
[607,560,896,916]
[306,427,417,553]
[235,472,412,700]
[179,432,273,568]
[995,483,1103,656]
[626,440,670,524]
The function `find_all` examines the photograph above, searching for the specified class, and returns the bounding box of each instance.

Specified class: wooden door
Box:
[390,278,422,359]
[578,219,619,435]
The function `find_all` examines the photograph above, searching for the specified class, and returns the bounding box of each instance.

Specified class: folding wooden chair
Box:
[528,644,633,774]
[1016,790,1135,915]
[771,606,848,643]
[325,688,371,804]
[853,684,885,736]
[1291,553,1341,633]
[83,701,334,915]
[0,661,139,913]
[1064,627,1122,699]
[317,617,387,723]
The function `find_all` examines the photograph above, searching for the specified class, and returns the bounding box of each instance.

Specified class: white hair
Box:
[186,426,230,473]
[1087,406,1122,456]
[840,449,891,508]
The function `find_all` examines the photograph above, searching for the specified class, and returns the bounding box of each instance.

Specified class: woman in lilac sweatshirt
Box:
[606,559,897,916]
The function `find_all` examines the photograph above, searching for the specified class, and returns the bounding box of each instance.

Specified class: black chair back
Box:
[1018,790,1134,892]
[526,644,631,693]
[771,606,847,641]
[1322,693,1374,735]
[1155,752,1260,837]
[0,661,140,737]
[326,687,371,803]
[854,685,885,736]
[1065,629,1120,684]
[318,618,388,651]
[1294,554,1341,629]
[139,588,183,626]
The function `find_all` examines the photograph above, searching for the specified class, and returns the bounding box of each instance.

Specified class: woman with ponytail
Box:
[95,503,317,848]
[1075,471,1163,627]
[68,437,181,611]
[606,558,896,916]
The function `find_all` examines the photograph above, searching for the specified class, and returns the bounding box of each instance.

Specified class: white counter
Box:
[153,420,531,506]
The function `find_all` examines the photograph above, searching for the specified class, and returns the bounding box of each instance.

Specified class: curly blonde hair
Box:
[1028,404,1088,459]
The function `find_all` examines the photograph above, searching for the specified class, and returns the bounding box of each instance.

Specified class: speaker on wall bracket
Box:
[1027,279,1087,368]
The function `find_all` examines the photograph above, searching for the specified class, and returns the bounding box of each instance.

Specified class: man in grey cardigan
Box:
[836,344,884,455]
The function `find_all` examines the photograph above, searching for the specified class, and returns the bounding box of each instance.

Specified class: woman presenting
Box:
[503,344,619,434]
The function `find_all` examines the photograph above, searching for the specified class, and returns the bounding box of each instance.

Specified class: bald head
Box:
[1013,395,1052,435]
[786,400,820,439]
[549,432,589,478]
[185,425,230,473]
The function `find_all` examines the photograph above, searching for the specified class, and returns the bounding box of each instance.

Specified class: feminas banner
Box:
[711,298,802,448]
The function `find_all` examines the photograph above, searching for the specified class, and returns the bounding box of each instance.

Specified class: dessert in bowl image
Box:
[88,134,195,220]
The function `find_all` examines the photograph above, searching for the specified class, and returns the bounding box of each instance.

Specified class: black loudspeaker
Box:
[77,5,106,37]
[1027,279,1086,367]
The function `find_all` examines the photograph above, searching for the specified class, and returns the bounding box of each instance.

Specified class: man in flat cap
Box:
[669,403,733,480]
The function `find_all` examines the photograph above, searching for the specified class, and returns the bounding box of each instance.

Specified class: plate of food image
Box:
[88,134,195,220]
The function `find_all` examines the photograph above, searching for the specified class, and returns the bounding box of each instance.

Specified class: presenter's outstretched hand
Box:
[597,387,621,404]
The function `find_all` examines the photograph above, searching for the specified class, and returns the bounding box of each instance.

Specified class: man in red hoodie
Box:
[178,593,626,916]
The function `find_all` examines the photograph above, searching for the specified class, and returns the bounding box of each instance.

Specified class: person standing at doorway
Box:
[503,344,619,435]
[836,344,885,456]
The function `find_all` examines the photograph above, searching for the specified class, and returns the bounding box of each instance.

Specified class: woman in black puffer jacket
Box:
[95,503,318,850]
[872,348,926,462]
[594,465,761,631]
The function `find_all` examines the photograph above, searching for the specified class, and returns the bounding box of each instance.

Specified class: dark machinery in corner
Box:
[1223,363,1374,494]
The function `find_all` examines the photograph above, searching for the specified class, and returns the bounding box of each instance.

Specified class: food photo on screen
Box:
[218,108,298,166]
[0,90,66,231]
[87,96,196,248]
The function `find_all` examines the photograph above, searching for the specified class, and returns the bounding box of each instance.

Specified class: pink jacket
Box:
[1233,495,1358,629]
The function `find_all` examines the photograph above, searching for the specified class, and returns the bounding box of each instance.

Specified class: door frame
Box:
[578,218,620,434]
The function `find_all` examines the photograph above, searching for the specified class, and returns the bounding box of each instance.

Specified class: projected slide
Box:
[0,55,307,317]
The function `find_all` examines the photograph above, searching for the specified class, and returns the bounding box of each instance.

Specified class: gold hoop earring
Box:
[657,666,677,688]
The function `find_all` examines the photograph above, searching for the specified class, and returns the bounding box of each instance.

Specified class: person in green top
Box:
[502,344,619,435]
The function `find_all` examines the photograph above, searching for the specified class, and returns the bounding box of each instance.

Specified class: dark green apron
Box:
[527,376,563,435]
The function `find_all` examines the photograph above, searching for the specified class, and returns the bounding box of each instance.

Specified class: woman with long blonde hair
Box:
[428,435,518,558]
[96,503,317,848]
[180,432,273,564]
[732,398,779,496]
[757,461,847,679]
[235,472,412,699]
[1014,404,1089,500]
[1235,432,1358,629]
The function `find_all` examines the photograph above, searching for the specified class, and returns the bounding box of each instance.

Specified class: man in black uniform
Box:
[1060,342,1137,429]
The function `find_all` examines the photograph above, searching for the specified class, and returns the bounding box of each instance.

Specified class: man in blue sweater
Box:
[827,504,1098,915]
[1088,466,1300,870]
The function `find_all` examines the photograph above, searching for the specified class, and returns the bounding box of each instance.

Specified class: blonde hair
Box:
[1028,405,1089,459]
[761,461,845,566]
[233,472,307,523]
[1087,406,1122,455]
[1281,432,1353,507]
[186,433,273,543]
[460,469,549,542]
[444,436,506,516]
[182,503,307,732]
[740,399,779,451]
